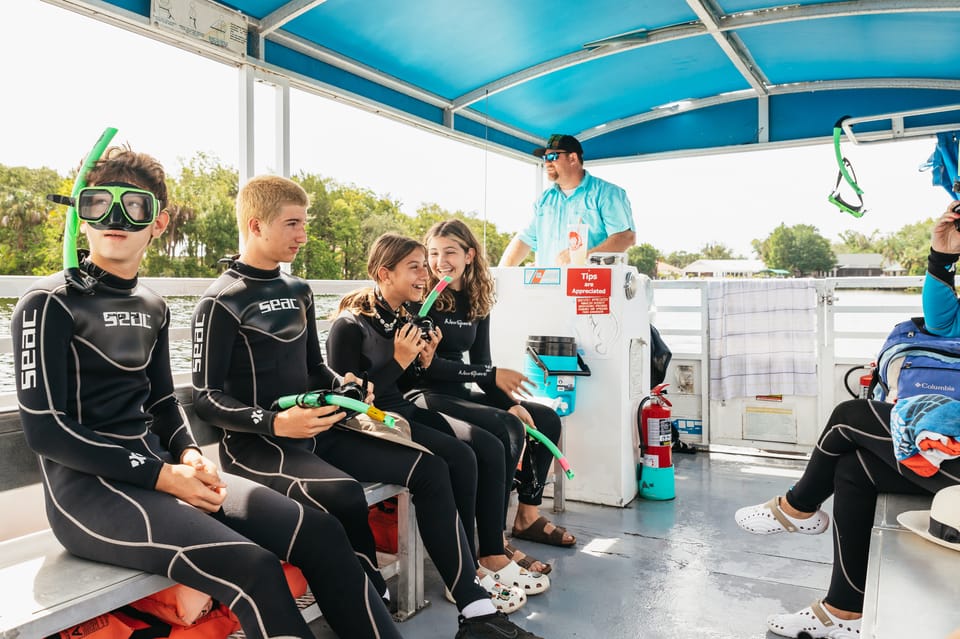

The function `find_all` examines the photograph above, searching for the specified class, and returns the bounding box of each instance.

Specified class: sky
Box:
[2,1,954,259]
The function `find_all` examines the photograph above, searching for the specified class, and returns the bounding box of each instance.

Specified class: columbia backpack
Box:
[873,317,960,403]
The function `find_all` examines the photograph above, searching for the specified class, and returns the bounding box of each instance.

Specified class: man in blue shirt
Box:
[499,134,636,266]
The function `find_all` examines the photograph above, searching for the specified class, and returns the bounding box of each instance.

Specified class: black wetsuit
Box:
[12,260,399,639]
[413,289,562,511]
[192,263,488,608]
[784,399,960,613]
[326,300,508,558]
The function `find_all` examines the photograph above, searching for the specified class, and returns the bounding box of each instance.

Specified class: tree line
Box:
[0,156,937,280]
[627,223,936,278]
[0,155,514,280]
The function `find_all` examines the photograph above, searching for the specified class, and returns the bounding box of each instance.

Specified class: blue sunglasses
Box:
[543,151,569,162]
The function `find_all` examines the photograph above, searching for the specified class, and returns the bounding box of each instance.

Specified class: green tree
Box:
[146,153,238,277]
[408,204,514,266]
[877,219,934,275]
[664,250,701,269]
[0,165,64,275]
[700,242,736,260]
[834,229,881,254]
[627,243,659,278]
[754,223,836,276]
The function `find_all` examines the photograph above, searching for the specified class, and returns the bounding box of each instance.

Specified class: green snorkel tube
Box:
[525,425,574,480]
[53,127,118,293]
[827,116,866,218]
[422,276,574,478]
[275,384,397,428]
[420,275,453,317]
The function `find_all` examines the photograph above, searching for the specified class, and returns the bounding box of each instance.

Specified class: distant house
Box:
[682,259,767,278]
[656,261,684,279]
[831,253,904,277]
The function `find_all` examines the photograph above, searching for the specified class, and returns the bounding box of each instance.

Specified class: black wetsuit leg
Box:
[219,431,387,595]
[515,399,562,507]
[402,403,507,558]
[784,399,960,612]
[309,427,489,609]
[43,462,400,639]
[414,391,524,528]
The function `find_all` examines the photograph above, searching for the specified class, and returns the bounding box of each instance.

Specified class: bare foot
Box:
[478,554,510,572]
[513,504,576,545]
[822,601,862,621]
[504,544,549,574]
[778,496,816,520]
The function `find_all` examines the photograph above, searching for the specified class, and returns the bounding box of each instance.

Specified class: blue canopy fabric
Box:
[52,1,960,163]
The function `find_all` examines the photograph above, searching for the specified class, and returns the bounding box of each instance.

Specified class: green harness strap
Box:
[827,116,866,218]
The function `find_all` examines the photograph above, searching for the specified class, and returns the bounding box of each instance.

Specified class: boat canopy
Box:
[55,0,960,163]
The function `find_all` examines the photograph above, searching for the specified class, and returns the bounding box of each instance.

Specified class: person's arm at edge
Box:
[499,235,532,267]
[587,229,636,256]
[923,205,960,336]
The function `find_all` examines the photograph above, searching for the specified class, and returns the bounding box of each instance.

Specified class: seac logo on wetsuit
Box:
[192,313,205,373]
[102,311,152,328]
[19,309,38,390]
[258,298,299,313]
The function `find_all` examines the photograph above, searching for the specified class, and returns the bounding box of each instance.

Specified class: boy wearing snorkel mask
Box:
[12,146,403,639]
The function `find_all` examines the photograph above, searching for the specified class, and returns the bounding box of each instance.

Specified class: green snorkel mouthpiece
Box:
[56,127,118,293]
[419,276,453,317]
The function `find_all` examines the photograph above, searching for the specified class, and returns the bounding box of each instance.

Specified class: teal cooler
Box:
[524,336,591,416]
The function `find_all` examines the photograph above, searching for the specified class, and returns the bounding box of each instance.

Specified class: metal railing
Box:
[0,274,928,448]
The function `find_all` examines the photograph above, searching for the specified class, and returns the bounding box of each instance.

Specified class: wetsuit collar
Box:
[231,259,282,279]
[79,252,137,292]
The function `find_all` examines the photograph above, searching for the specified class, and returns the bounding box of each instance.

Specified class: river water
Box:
[0,288,922,395]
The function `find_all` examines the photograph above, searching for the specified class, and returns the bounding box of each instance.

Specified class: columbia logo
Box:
[251,409,263,425]
[128,452,146,468]
[915,382,956,392]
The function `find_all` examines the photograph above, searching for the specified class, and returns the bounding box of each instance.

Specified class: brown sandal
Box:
[510,516,576,547]
[504,543,552,575]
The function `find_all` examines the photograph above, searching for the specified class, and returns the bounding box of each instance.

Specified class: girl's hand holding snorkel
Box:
[417,327,442,368]
[394,323,424,368]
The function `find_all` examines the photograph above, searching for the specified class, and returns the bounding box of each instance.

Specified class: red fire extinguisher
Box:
[638,383,673,469]
[844,362,875,399]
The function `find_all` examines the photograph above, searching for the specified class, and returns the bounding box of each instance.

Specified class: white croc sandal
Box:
[478,573,526,614]
[479,560,550,595]
[735,497,830,535]
[767,600,861,638]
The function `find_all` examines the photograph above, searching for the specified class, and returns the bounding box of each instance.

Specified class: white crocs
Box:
[478,573,526,613]
[767,600,861,638]
[478,560,550,595]
[735,496,830,535]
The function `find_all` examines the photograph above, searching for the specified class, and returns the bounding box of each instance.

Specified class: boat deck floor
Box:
[309,451,833,639]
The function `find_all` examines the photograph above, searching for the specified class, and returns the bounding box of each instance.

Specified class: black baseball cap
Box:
[532,134,583,158]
